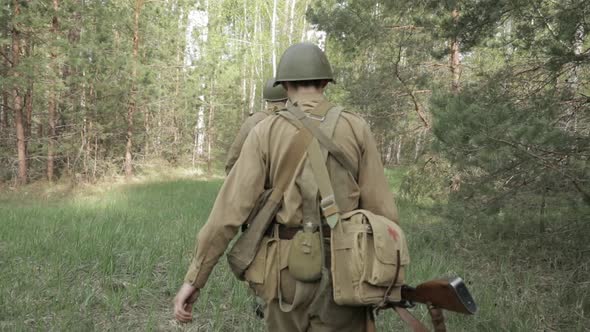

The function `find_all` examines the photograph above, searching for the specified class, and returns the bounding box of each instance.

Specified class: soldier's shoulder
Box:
[333,106,370,128]
[240,111,269,130]
[251,111,281,133]
[248,111,271,122]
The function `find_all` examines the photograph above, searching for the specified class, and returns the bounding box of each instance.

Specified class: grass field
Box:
[0,169,588,331]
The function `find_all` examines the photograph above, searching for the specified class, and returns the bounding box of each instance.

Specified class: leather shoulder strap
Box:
[272,128,312,194]
[307,137,341,228]
[394,307,430,332]
[318,106,344,163]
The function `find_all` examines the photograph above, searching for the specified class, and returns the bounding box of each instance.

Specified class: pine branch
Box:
[531,2,570,49]
[384,25,424,30]
[393,90,432,97]
[0,49,13,66]
[393,42,430,130]
[488,136,590,205]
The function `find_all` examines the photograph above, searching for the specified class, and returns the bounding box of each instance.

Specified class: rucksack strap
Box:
[318,105,343,163]
[277,102,352,228]
[272,128,312,195]
[307,137,341,229]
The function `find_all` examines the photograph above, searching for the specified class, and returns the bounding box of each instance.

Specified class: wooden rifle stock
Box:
[382,277,476,332]
[401,277,477,315]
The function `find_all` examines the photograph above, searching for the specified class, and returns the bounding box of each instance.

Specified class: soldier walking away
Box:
[225,79,288,318]
[225,79,288,175]
[174,42,398,331]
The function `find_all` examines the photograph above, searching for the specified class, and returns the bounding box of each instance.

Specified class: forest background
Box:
[0,0,589,331]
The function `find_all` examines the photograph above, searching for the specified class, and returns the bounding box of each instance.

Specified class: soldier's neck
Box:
[289,90,325,103]
[267,101,286,108]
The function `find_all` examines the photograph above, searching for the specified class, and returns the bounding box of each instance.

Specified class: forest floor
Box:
[0,168,587,331]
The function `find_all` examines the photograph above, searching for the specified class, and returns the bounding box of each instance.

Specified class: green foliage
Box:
[311,3,589,328]
[399,157,453,202]
[1,173,588,330]
[309,0,443,165]
[0,0,316,182]
[429,0,590,216]
[0,179,231,330]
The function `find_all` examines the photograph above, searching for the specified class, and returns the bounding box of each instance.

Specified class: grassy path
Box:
[0,171,587,331]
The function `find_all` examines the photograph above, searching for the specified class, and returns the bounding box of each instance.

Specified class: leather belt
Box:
[266,223,332,240]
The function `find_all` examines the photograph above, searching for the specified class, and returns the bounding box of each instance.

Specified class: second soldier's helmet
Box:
[274,42,334,86]
[263,78,288,101]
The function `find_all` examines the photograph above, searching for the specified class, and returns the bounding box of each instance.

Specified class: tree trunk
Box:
[0,91,8,132]
[47,0,59,182]
[144,108,150,158]
[24,84,32,142]
[288,0,297,44]
[414,129,424,162]
[241,45,248,120]
[12,1,27,185]
[449,8,462,192]
[249,79,257,115]
[173,43,181,145]
[92,134,98,182]
[301,0,310,42]
[20,35,33,143]
[450,8,461,94]
[385,142,394,165]
[271,0,278,74]
[14,93,26,185]
[192,119,198,168]
[85,120,93,177]
[47,93,57,181]
[568,24,584,94]
[156,75,162,155]
[195,96,206,160]
[396,135,403,165]
[125,0,144,178]
[250,5,260,115]
[241,75,247,120]
[206,82,216,174]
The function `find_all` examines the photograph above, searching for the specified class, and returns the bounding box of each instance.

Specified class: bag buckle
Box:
[320,195,340,229]
[307,113,326,121]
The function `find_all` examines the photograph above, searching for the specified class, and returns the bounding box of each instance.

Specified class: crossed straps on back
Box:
[274,100,350,313]
[277,102,433,332]
[278,100,359,229]
[279,101,357,177]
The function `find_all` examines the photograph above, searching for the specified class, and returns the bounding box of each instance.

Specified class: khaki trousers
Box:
[264,269,368,332]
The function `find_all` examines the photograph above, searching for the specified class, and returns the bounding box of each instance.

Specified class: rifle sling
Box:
[428,306,447,332]
[394,307,430,332]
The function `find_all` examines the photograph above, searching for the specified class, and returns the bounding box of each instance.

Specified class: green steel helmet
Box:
[274,42,334,86]
[263,78,288,101]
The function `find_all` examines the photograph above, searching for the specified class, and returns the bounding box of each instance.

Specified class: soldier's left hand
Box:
[174,283,199,323]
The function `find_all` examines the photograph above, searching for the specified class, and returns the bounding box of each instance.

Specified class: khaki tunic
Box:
[224,102,285,175]
[184,92,398,291]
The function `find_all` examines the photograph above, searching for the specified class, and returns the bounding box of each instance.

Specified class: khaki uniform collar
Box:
[289,92,326,107]
[267,101,286,113]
